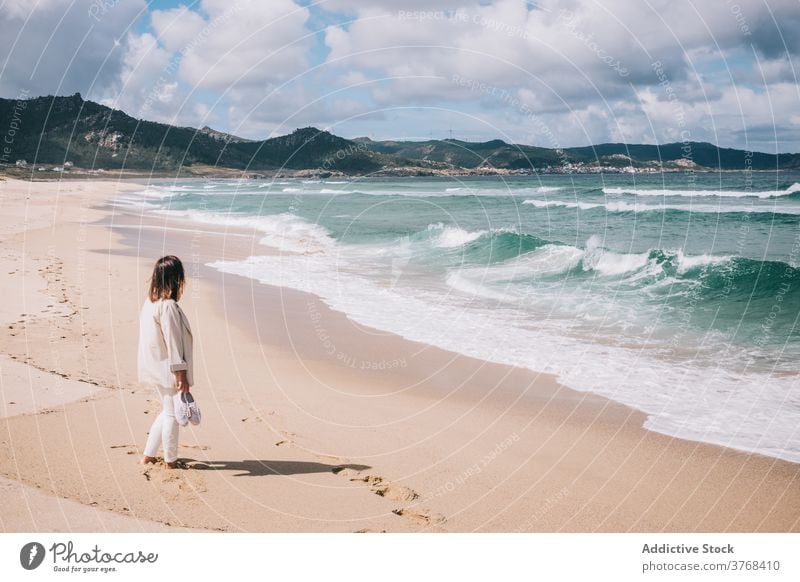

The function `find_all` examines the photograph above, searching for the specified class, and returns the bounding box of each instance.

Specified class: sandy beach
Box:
[0,177,798,533]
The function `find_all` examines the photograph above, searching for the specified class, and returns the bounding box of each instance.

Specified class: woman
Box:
[137,255,194,469]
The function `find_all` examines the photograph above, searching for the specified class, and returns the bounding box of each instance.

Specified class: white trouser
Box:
[143,384,179,462]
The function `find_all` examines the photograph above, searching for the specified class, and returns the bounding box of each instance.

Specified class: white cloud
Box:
[0,0,146,97]
[149,5,207,53]
[168,0,312,90]
[334,71,371,87]
[222,81,383,139]
[106,32,179,121]
[321,0,471,16]
[99,0,316,131]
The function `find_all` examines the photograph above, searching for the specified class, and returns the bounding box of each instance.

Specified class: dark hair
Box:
[148,255,185,302]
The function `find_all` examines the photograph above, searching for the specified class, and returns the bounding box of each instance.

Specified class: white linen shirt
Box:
[137,298,194,388]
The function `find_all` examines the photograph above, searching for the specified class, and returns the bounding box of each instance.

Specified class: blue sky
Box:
[1,0,798,151]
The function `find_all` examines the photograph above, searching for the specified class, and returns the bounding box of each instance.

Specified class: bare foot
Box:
[165,461,178,469]
[140,455,156,465]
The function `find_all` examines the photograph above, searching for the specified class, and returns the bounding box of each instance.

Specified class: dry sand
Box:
[0,177,798,532]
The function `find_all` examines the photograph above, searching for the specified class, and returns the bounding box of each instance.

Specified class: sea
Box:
[116,171,800,463]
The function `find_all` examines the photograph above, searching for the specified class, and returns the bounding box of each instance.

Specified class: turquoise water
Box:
[120,172,800,462]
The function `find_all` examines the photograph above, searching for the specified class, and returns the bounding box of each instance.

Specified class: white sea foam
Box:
[445,245,583,303]
[675,249,733,273]
[603,182,800,199]
[428,224,485,248]
[456,245,584,284]
[524,198,800,215]
[156,185,196,193]
[581,237,734,278]
[451,234,733,283]
[305,186,565,198]
[254,214,335,254]
[515,244,585,275]
[158,209,334,254]
[442,185,559,194]
[582,236,650,276]
[445,272,518,301]
[603,201,643,212]
[523,199,601,210]
[109,195,161,209]
[136,187,177,199]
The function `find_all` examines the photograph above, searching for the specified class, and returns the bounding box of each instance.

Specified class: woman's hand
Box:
[175,370,190,393]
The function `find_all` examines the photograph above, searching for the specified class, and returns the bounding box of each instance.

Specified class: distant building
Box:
[63,161,73,168]
[53,167,63,172]
[38,167,46,171]
[15,159,27,167]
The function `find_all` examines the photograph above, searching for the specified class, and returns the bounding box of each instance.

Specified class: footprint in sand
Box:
[329,464,368,475]
[374,484,419,502]
[350,475,420,502]
[141,461,208,498]
[392,508,446,526]
[273,430,297,447]
[350,475,382,486]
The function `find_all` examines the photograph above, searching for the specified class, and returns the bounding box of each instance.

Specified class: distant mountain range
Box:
[1,94,798,176]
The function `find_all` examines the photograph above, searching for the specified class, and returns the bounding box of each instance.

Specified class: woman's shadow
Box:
[183,459,370,477]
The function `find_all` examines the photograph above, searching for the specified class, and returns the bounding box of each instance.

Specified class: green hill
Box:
[354,137,565,170]
[1,94,797,174]
[0,94,391,173]
[563,142,794,170]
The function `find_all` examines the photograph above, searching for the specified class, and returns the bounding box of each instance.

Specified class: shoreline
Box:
[0,178,798,532]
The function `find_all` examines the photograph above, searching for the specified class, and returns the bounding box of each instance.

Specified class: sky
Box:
[1,0,798,152]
